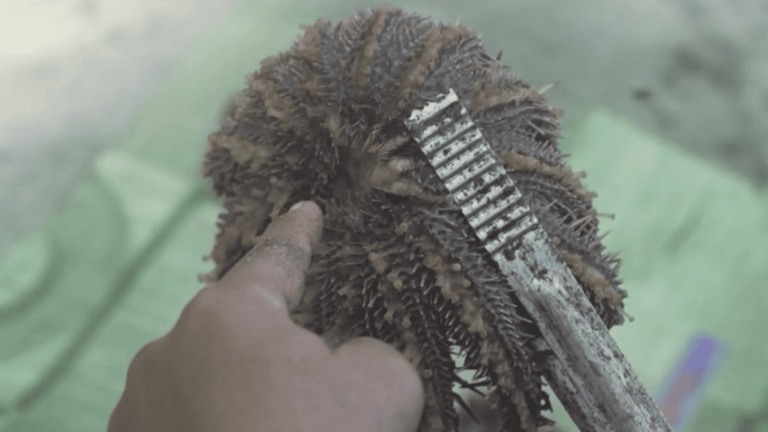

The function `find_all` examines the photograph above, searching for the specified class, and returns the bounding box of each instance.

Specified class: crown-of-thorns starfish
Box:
[201,6,627,432]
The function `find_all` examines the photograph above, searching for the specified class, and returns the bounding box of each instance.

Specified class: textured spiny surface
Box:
[201,6,628,432]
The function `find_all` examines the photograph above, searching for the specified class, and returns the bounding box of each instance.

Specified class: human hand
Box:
[108,201,425,432]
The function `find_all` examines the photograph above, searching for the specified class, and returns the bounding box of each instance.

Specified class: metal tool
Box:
[404,89,673,432]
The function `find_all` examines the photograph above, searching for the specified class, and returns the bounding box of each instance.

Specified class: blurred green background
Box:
[1,0,767,431]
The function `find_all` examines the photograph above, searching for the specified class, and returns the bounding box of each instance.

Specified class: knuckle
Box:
[183,287,222,322]
[125,341,157,386]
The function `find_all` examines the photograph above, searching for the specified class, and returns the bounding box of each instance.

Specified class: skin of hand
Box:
[107,201,425,432]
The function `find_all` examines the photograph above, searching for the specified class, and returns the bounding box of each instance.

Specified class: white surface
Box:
[0,0,239,258]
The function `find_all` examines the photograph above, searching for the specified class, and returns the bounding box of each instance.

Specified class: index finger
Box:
[218,201,323,311]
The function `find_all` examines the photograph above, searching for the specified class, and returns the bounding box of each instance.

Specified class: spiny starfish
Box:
[201,6,627,431]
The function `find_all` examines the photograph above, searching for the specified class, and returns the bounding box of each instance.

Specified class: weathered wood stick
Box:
[405,89,672,432]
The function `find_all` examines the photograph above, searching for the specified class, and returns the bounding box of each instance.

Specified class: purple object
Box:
[655,331,730,431]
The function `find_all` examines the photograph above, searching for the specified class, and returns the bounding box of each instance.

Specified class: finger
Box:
[219,201,323,311]
[333,337,424,432]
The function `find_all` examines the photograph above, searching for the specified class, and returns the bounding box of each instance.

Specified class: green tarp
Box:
[1,3,766,431]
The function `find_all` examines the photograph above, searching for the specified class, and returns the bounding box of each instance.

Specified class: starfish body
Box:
[201,6,627,431]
